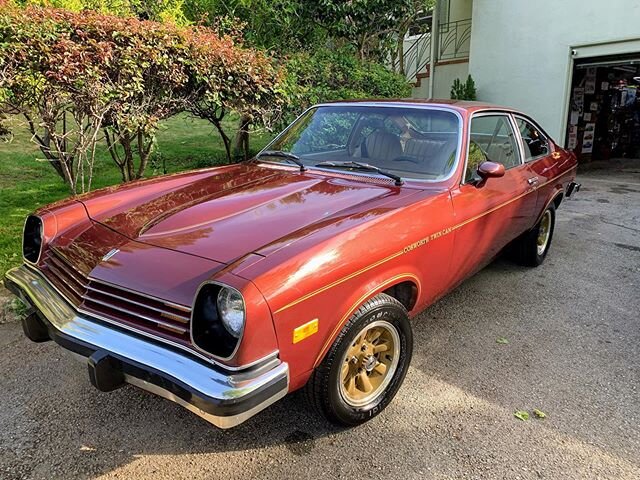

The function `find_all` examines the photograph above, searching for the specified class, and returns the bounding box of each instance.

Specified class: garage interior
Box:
[566,54,640,165]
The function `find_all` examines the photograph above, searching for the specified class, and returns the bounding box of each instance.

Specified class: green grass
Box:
[0,113,274,277]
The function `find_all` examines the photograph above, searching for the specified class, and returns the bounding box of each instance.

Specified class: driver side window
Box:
[466,114,520,182]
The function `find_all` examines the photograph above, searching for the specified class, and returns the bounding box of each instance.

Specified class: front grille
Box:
[41,248,192,344]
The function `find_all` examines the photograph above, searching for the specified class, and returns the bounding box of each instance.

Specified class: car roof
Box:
[315,98,518,115]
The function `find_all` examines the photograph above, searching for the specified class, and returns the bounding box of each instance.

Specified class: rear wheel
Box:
[511,204,556,266]
[305,293,413,427]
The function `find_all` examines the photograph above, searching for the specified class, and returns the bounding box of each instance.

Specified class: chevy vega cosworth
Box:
[5,100,580,428]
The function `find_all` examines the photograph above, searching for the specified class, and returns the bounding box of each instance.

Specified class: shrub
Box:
[187,23,284,162]
[283,45,411,122]
[451,75,477,101]
[0,4,115,192]
[0,4,284,190]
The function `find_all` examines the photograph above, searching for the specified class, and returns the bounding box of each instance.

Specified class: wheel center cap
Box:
[363,355,376,372]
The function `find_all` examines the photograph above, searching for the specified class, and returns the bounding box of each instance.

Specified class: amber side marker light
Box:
[293,318,319,344]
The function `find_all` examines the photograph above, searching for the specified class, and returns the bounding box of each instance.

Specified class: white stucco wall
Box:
[468,0,640,143]
[448,0,472,22]
[433,62,469,99]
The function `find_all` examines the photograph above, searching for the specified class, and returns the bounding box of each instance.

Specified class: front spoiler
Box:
[4,265,289,429]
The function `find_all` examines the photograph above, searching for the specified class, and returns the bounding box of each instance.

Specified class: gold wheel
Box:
[537,210,552,256]
[339,320,400,407]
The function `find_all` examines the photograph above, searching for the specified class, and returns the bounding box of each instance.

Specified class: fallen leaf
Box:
[514,410,529,421]
[533,409,547,419]
[496,337,509,345]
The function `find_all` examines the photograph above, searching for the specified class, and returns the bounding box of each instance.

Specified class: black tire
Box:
[305,293,413,427]
[511,204,556,267]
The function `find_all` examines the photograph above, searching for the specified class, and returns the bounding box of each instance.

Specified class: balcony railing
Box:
[395,18,472,84]
[394,32,432,83]
[438,18,472,61]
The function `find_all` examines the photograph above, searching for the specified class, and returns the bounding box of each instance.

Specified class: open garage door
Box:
[566,52,640,166]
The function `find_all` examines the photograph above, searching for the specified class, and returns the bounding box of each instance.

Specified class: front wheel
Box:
[511,204,556,267]
[305,293,413,427]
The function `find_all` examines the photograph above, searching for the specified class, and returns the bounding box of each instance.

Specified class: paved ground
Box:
[0,166,638,479]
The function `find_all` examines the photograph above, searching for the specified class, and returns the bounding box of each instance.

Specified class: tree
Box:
[13,0,189,23]
[391,0,435,76]
[187,24,285,162]
[283,45,412,121]
[183,0,319,52]
[0,5,112,193]
[1,3,286,186]
[90,15,195,182]
[307,0,428,61]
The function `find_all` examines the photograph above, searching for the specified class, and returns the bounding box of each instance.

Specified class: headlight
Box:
[191,283,245,359]
[23,215,43,263]
[216,287,245,338]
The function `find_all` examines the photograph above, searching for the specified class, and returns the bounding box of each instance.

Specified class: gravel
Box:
[1,166,638,480]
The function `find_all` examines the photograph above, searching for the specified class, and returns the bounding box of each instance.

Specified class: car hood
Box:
[79,164,416,264]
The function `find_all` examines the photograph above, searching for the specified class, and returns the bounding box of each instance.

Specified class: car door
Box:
[513,115,558,219]
[448,112,538,283]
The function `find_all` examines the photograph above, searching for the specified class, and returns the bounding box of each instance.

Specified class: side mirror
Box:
[477,161,505,180]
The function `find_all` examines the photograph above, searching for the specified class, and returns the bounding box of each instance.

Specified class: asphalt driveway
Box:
[0,166,638,479]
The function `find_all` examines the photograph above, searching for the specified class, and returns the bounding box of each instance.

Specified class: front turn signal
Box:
[293,318,319,344]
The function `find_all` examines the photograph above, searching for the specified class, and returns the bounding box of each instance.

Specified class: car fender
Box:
[311,270,421,368]
[534,175,570,225]
[271,260,423,391]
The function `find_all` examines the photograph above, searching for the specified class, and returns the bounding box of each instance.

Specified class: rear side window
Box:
[516,117,549,161]
[466,114,520,182]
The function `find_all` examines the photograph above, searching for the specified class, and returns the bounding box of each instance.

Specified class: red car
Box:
[5,100,580,428]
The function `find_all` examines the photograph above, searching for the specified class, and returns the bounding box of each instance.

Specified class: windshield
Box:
[262,105,461,181]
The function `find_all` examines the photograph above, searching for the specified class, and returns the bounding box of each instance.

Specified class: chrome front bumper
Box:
[4,265,289,429]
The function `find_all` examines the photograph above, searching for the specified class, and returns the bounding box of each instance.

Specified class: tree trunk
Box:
[105,128,127,182]
[118,135,134,182]
[233,114,251,161]
[211,118,232,163]
[135,129,153,180]
[23,113,66,180]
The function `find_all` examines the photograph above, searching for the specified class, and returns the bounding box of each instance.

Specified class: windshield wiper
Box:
[256,150,307,172]
[315,161,403,186]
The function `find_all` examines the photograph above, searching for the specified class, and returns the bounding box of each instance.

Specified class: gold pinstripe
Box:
[273,250,405,314]
[275,167,576,315]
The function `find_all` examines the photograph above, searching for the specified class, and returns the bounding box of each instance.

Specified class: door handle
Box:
[527,177,539,185]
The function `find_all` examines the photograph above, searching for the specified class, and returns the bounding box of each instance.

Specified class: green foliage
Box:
[533,409,547,419]
[183,0,320,52]
[451,74,477,101]
[283,46,411,121]
[2,0,415,187]
[13,0,189,24]
[0,3,284,186]
[307,0,422,60]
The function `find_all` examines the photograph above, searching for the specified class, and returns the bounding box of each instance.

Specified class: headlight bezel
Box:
[23,215,44,265]
[190,281,246,360]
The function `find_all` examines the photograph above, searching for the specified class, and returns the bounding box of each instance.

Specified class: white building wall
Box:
[448,0,472,21]
[469,0,640,143]
[433,62,469,99]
